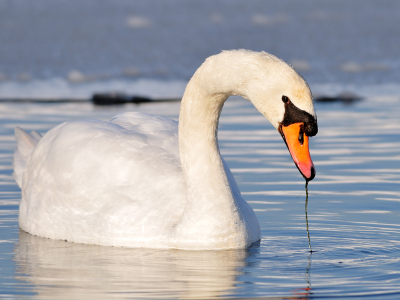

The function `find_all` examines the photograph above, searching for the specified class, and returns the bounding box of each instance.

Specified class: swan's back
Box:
[20,112,187,248]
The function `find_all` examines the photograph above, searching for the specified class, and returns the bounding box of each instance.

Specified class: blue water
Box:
[1,1,400,298]
[0,97,399,299]
[1,0,400,89]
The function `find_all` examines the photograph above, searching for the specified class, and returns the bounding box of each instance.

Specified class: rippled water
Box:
[1,94,400,299]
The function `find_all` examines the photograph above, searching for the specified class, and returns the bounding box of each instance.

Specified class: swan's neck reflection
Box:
[15,230,249,299]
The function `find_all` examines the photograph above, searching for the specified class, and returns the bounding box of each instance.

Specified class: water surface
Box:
[0,94,399,299]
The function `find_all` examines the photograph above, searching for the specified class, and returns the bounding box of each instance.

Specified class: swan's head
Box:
[210,50,318,181]
[242,50,318,181]
[190,50,318,181]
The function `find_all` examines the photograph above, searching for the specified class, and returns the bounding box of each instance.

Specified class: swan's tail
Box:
[13,127,42,188]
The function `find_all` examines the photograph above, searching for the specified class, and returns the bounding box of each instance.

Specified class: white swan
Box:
[13,50,318,250]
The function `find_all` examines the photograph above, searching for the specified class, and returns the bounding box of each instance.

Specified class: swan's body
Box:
[13,50,318,249]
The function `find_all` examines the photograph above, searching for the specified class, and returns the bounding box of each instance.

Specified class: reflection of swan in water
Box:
[15,230,249,299]
[13,50,317,249]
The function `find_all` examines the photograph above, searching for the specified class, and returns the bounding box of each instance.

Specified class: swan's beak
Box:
[280,122,315,181]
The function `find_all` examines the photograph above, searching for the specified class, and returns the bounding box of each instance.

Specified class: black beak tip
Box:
[306,166,316,182]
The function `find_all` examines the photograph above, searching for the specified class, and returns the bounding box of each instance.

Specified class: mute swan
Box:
[13,50,318,250]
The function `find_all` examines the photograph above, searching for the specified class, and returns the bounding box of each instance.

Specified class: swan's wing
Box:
[111,112,179,153]
[13,127,42,188]
[20,113,186,246]
[110,112,178,132]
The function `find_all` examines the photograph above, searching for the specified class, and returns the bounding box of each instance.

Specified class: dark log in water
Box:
[314,92,362,105]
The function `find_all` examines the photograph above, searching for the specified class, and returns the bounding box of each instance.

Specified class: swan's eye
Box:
[282,95,290,103]
[298,131,304,145]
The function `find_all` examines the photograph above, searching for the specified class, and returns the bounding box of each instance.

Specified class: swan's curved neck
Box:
[174,50,314,248]
[179,77,230,195]
[176,60,251,247]
[179,53,257,184]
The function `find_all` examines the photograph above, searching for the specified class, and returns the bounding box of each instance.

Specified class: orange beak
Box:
[280,122,315,181]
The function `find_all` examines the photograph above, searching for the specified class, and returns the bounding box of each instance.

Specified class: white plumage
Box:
[13,50,316,249]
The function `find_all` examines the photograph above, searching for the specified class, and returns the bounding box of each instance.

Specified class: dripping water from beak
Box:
[305,181,313,253]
